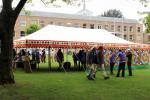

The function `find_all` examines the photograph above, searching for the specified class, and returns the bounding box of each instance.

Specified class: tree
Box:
[0,0,78,85]
[100,9,124,18]
[25,24,41,35]
[143,13,150,33]
[0,0,146,85]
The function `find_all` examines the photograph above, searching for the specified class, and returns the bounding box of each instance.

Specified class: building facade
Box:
[144,34,150,44]
[14,11,144,43]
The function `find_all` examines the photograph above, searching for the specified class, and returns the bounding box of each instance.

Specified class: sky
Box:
[22,0,150,20]
[2,0,150,20]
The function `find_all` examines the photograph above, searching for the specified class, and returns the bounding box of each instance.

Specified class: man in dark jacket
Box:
[86,46,109,80]
[56,49,64,69]
[126,49,133,76]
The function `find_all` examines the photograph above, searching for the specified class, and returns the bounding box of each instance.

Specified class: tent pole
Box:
[48,47,51,71]
[148,50,150,65]
[66,48,68,62]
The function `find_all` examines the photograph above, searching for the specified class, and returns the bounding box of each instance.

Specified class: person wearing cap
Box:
[126,48,133,76]
[116,49,126,77]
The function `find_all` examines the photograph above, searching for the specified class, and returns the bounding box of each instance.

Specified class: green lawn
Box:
[0,65,150,100]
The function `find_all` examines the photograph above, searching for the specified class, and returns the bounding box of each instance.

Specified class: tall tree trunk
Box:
[0,29,15,84]
[0,11,15,84]
[0,0,27,85]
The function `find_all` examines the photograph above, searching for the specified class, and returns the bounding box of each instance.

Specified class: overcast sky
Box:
[2,0,150,20]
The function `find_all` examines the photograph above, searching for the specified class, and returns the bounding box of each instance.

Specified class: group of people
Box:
[31,49,46,64]
[71,46,133,80]
[12,47,133,79]
[110,49,133,77]
[72,50,86,69]
[12,49,46,70]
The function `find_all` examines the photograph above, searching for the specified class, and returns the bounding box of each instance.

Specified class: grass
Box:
[0,66,150,100]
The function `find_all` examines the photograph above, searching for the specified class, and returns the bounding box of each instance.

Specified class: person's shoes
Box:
[104,76,109,80]
[87,75,94,80]
[93,74,96,78]
[116,75,119,77]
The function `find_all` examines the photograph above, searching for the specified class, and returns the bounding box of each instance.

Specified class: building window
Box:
[58,22,62,26]
[137,27,141,32]
[124,26,127,31]
[31,20,38,24]
[20,31,25,37]
[129,26,133,32]
[90,24,94,29]
[104,25,108,30]
[117,26,121,32]
[129,35,133,40]
[66,22,72,26]
[111,25,114,31]
[40,20,45,27]
[124,35,127,39]
[148,36,150,41]
[50,21,53,24]
[20,20,26,27]
[83,24,86,28]
[98,24,102,29]
[74,23,80,28]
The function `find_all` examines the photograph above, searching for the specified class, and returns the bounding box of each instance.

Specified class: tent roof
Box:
[16,25,135,45]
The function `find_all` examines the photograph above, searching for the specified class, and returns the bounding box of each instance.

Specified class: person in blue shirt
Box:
[109,50,116,75]
[116,49,126,77]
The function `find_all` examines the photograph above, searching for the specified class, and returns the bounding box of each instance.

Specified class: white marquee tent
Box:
[15,25,138,49]
[14,25,150,69]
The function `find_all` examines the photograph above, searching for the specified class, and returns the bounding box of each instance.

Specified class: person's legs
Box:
[92,64,97,78]
[110,62,115,75]
[101,64,109,79]
[116,63,122,77]
[44,56,46,63]
[127,62,132,76]
[74,60,77,67]
[87,64,95,80]
[121,62,125,77]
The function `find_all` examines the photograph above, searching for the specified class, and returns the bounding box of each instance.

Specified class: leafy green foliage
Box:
[143,13,150,33]
[101,9,124,18]
[25,24,41,35]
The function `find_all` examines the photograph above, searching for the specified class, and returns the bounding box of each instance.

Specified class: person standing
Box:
[13,49,16,59]
[86,46,109,80]
[97,46,109,80]
[72,52,78,67]
[86,47,97,80]
[126,49,133,76]
[41,49,46,63]
[116,49,126,77]
[35,49,41,68]
[109,50,116,75]
[56,49,64,69]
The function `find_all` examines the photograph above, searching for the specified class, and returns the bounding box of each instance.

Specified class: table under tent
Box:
[14,25,150,71]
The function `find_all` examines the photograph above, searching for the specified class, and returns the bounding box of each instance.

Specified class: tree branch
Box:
[14,0,27,18]
[41,0,47,6]
[2,0,13,11]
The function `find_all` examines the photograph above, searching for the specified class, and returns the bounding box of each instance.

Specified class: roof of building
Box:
[20,11,139,24]
[76,9,93,16]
